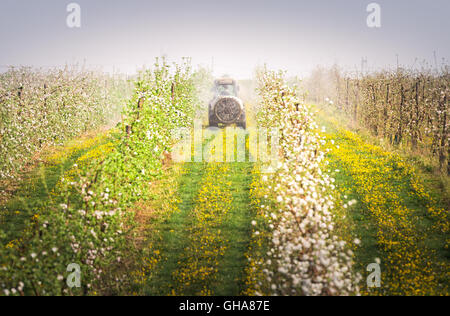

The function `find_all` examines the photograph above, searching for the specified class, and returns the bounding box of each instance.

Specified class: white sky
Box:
[0,0,449,79]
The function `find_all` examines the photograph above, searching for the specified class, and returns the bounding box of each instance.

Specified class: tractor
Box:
[208,78,246,129]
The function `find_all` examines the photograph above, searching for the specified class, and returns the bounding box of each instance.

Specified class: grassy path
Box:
[145,161,254,296]
[144,127,255,295]
[315,106,449,295]
[143,162,207,295]
[214,162,254,295]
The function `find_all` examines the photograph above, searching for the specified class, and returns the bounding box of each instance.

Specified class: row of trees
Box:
[0,66,131,180]
[0,59,199,296]
[304,65,449,174]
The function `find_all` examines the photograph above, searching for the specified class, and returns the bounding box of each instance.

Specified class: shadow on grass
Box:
[0,139,109,245]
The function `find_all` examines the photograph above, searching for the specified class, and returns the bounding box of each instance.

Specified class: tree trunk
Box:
[346,78,349,112]
[411,80,420,150]
[371,84,378,136]
[353,82,359,125]
[384,83,389,137]
[395,84,405,145]
[439,94,447,173]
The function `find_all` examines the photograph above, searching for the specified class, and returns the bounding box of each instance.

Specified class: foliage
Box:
[0,66,131,180]
[245,67,360,296]
[0,59,197,296]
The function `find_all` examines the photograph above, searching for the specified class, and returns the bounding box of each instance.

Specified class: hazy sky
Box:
[0,0,449,78]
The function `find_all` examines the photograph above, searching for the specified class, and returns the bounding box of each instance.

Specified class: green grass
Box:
[314,104,449,295]
[144,161,256,296]
[143,129,255,295]
[1,126,257,295]
[143,162,207,295]
[328,159,382,274]
[214,162,254,296]
[0,136,110,245]
[144,163,253,295]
